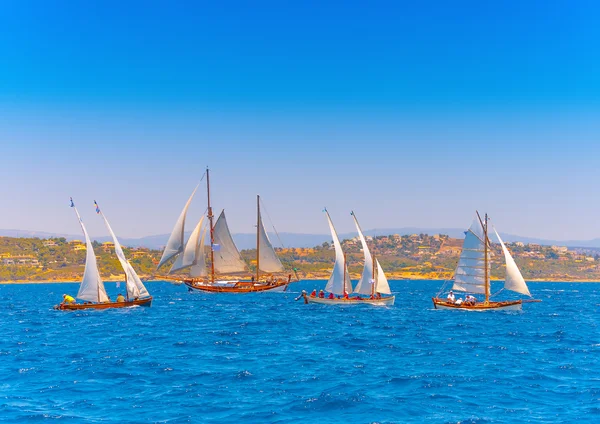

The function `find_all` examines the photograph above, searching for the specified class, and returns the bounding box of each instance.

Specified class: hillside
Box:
[2,232,599,283]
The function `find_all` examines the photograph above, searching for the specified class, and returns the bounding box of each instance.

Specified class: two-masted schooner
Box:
[432,211,540,311]
[55,199,152,310]
[302,209,395,305]
[157,168,293,293]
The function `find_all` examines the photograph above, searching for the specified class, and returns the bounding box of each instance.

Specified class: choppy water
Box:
[0,280,599,423]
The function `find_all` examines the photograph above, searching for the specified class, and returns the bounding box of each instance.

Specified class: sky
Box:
[1,0,599,241]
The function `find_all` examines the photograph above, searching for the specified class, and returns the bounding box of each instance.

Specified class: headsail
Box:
[70,199,109,303]
[452,217,489,294]
[351,211,374,295]
[375,259,391,294]
[324,210,352,295]
[96,201,149,299]
[213,210,248,274]
[190,226,208,278]
[493,228,531,297]
[157,185,198,269]
[257,205,284,273]
[170,216,205,274]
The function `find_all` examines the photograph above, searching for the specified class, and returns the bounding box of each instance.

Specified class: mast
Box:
[343,252,347,295]
[371,254,375,297]
[207,168,215,283]
[476,211,490,303]
[256,195,260,283]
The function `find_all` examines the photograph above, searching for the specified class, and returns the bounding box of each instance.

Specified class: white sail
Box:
[190,226,208,277]
[493,228,531,297]
[375,259,391,294]
[324,210,352,295]
[453,217,488,294]
[169,216,205,274]
[351,212,374,295]
[257,206,284,273]
[97,205,149,299]
[213,210,248,274]
[157,185,198,269]
[71,203,109,303]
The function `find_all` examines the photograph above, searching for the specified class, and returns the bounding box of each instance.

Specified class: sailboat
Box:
[432,211,540,311]
[55,199,152,310]
[302,209,395,305]
[158,168,293,293]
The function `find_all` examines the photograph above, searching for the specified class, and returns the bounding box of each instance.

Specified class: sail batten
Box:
[213,211,248,274]
[157,185,198,269]
[324,210,352,295]
[494,228,531,297]
[351,212,374,295]
[72,204,109,303]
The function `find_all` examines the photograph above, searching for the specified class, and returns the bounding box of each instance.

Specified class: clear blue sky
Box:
[1,0,599,240]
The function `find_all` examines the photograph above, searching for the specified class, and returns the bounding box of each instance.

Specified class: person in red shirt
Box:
[310,289,317,298]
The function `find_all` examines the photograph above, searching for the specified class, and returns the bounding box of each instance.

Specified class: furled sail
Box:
[190,226,208,278]
[157,185,198,269]
[493,228,531,297]
[257,206,284,273]
[351,211,374,295]
[71,200,109,303]
[96,203,149,299]
[375,259,391,294]
[452,217,488,294]
[213,210,248,274]
[324,210,352,295]
[169,216,205,274]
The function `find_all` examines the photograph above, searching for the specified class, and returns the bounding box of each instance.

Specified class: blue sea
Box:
[1,280,599,423]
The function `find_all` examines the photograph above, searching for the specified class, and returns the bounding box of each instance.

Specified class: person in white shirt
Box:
[455,297,463,305]
[447,290,456,303]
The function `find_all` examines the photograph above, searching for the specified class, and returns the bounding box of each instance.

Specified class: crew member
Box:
[62,294,76,304]
[116,293,126,302]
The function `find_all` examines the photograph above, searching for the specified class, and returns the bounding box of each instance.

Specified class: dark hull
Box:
[54,297,153,310]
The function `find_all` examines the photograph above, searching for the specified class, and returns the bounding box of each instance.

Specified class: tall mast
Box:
[371,254,375,297]
[207,168,215,283]
[256,194,260,282]
[343,252,347,295]
[476,211,490,303]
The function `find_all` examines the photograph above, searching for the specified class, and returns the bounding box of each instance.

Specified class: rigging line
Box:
[259,197,286,248]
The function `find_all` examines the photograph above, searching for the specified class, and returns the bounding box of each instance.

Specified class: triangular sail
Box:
[157,185,198,269]
[169,216,205,274]
[190,226,208,277]
[324,210,352,295]
[71,201,109,303]
[351,212,374,295]
[493,228,531,297]
[96,203,149,299]
[257,206,284,273]
[375,259,391,294]
[213,210,248,274]
[452,217,488,294]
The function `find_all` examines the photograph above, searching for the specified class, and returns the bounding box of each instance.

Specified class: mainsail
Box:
[375,259,392,294]
[71,200,109,303]
[452,217,489,294]
[96,202,149,299]
[190,227,208,278]
[213,211,248,274]
[257,206,284,273]
[324,210,352,295]
[493,228,531,297]
[170,216,205,274]
[351,211,374,295]
[157,185,198,269]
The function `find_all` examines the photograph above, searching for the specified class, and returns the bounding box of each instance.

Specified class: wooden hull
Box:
[303,294,395,306]
[54,297,153,310]
[432,297,522,311]
[184,281,290,293]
